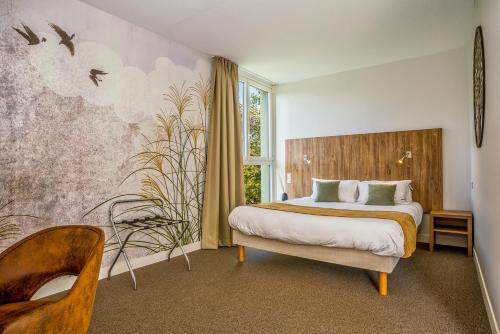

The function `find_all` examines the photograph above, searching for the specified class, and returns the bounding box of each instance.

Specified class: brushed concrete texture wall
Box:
[0,0,211,266]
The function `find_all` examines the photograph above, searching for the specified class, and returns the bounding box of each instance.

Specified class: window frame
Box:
[238,71,275,202]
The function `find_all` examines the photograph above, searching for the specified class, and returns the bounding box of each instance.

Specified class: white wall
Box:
[275,48,471,211]
[473,0,500,328]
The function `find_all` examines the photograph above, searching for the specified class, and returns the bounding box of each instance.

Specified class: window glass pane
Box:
[243,164,271,204]
[238,81,245,151]
[248,85,269,158]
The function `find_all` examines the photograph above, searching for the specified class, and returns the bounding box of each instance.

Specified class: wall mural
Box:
[0,0,212,266]
[86,79,210,253]
[0,199,38,246]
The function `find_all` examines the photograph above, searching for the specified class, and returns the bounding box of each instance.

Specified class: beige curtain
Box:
[201,57,245,249]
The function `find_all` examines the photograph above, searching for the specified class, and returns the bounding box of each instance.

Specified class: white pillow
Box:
[357,180,412,204]
[407,186,413,202]
[311,179,359,203]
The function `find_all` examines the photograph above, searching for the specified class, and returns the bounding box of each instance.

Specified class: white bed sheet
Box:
[228,197,423,258]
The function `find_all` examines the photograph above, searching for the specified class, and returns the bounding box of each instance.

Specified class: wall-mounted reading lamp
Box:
[303,154,311,164]
[397,151,412,164]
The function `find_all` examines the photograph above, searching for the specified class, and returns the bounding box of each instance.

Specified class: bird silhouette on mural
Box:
[89,69,108,87]
[12,23,46,45]
[48,22,75,56]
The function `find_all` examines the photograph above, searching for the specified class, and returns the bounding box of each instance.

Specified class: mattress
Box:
[228,197,423,258]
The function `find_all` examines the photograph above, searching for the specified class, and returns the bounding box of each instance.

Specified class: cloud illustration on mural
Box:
[26,31,210,123]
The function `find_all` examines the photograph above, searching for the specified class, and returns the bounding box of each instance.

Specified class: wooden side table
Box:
[429,210,473,256]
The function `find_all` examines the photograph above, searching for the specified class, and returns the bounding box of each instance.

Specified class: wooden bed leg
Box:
[379,272,388,296]
[238,245,245,263]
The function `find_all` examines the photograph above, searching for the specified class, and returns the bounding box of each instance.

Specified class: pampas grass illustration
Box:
[0,199,39,249]
[85,78,211,254]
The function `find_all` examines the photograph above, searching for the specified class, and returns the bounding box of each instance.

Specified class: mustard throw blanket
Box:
[253,203,417,258]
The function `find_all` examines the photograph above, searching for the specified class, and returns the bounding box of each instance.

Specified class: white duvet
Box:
[228,197,423,258]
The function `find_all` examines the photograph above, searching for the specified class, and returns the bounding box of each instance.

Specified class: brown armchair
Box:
[0,225,104,334]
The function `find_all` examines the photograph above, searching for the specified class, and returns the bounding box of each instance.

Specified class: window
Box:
[239,76,273,204]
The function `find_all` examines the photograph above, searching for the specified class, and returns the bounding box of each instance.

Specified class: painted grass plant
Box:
[0,199,38,249]
[101,78,211,254]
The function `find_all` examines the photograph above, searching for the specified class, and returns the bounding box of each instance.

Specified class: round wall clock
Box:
[473,26,485,148]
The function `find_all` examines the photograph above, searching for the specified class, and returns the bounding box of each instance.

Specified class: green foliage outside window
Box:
[242,91,262,204]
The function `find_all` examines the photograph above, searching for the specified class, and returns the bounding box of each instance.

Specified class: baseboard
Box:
[474,248,499,334]
[32,241,201,300]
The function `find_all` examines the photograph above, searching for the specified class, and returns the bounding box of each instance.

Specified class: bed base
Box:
[234,230,398,296]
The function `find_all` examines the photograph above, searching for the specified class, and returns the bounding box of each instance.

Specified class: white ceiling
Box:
[81,0,474,84]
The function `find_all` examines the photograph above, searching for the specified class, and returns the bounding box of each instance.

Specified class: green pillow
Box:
[313,181,340,202]
[366,184,396,206]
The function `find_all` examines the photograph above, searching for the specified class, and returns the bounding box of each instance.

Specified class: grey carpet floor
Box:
[88,244,491,334]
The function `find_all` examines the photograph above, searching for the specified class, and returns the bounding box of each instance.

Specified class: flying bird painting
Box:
[12,23,46,45]
[89,69,108,87]
[48,22,75,56]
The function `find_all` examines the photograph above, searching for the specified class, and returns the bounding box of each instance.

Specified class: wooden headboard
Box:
[285,128,443,213]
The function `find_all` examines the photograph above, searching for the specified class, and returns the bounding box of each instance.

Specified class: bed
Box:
[229,128,443,295]
[229,198,423,295]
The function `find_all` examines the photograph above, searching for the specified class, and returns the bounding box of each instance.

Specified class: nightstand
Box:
[429,210,473,256]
